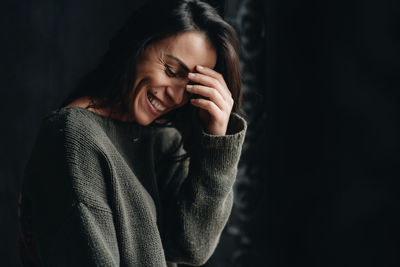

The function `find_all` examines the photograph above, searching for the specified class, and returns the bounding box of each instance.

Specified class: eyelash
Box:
[165,65,177,78]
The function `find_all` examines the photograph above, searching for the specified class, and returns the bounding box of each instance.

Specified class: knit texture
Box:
[20,106,247,267]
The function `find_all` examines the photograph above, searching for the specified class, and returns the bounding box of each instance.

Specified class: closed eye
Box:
[165,65,177,78]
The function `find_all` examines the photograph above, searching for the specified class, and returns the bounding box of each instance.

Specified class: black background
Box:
[1,0,399,266]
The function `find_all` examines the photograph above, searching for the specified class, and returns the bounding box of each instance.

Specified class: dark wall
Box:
[1,1,144,266]
[1,0,399,266]
[228,0,400,266]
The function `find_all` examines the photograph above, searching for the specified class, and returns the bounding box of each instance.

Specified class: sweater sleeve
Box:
[158,113,247,266]
[23,114,120,266]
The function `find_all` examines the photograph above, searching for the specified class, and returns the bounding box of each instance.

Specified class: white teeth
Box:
[147,93,166,112]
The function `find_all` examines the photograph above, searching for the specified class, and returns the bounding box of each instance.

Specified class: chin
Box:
[134,90,169,125]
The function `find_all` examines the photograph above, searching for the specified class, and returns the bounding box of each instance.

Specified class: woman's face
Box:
[129,31,217,125]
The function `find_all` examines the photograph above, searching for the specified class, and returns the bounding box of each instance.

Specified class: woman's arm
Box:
[158,112,247,266]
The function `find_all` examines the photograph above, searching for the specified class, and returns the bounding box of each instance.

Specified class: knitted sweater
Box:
[19,106,247,267]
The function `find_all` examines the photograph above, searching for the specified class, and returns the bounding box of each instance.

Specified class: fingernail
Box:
[186,84,193,89]
[188,73,195,78]
[197,65,204,70]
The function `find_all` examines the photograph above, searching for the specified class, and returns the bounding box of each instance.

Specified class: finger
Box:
[190,98,222,119]
[195,65,229,90]
[187,72,231,101]
[186,84,229,111]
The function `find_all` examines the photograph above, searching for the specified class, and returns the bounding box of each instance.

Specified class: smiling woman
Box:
[18,0,247,266]
[130,31,217,126]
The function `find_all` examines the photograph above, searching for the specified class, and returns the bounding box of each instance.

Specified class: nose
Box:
[165,84,188,106]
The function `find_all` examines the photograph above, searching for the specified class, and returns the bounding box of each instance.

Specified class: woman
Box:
[18,0,247,266]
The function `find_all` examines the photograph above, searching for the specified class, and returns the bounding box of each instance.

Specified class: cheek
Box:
[152,72,169,85]
[136,63,167,85]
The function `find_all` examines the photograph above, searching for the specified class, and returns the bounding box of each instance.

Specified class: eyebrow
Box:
[166,54,189,73]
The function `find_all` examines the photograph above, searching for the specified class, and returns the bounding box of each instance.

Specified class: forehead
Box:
[146,31,217,70]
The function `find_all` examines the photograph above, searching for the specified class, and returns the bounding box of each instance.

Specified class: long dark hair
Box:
[61,0,242,139]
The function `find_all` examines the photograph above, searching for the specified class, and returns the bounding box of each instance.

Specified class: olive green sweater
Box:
[20,107,246,267]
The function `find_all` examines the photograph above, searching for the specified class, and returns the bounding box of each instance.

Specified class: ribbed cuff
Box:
[197,113,247,149]
[190,113,247,184]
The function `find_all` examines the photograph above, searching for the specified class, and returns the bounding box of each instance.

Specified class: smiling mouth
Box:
[147,92,166,112]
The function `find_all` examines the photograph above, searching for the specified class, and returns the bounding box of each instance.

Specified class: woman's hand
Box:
[186,65,234,136]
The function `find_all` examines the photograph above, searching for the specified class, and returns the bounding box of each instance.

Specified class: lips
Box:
[147,92,166,112]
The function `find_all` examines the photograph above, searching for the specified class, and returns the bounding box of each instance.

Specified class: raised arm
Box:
[157,113,246,266]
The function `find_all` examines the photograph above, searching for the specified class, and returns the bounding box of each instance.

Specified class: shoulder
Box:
[30,107,113,206]
[42,107,103,134]
[27,107,109,174]
[29,107,110,174]
[24,108,113,216]
[39,107,108,149]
